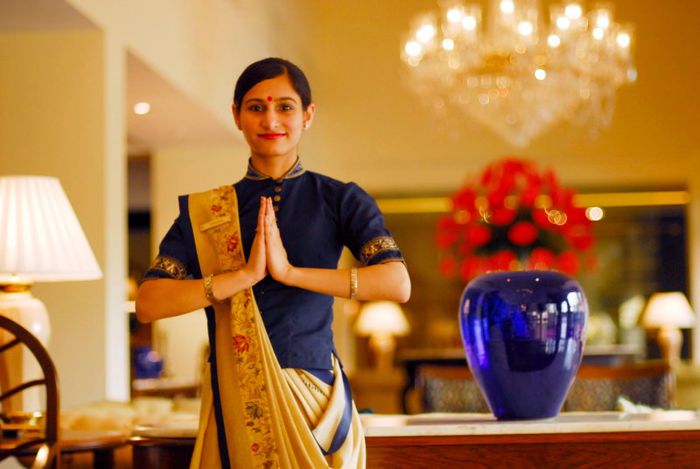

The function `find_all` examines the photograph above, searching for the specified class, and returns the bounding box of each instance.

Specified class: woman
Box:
[136,57,410,468]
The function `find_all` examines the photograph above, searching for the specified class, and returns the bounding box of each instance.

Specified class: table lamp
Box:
[642,292,696,365]
[355,301,410,371]
[0,176,102,410]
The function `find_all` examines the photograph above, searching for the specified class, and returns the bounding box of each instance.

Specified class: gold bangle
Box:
[203,274,220,304]
[349,267,358,300]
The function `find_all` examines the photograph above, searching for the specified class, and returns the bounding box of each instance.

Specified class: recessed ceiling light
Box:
[133,102,151,115]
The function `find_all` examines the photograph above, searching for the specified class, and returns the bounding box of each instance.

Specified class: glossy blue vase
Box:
[459,270,587,420]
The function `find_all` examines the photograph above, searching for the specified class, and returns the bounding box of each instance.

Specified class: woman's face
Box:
[233,74,315,163]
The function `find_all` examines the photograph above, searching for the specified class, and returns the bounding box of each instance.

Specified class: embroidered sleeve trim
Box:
[148,255,187,280]
[360,236,401,265]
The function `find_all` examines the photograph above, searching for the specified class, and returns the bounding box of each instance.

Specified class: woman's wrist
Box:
[278,265,297,287]
[239,267,262,288]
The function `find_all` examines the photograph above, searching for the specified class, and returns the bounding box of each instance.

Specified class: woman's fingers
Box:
[257,197,266,236]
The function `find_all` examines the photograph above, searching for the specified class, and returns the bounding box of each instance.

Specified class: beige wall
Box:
[0,29,124,407]
[66,0,298,135]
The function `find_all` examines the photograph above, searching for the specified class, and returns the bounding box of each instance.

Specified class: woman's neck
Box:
[250,154,297,180]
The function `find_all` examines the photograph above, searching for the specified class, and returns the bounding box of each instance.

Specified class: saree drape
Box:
[188,185,365,469]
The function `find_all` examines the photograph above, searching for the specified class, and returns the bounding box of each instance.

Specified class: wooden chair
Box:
[408,360,673,414]
[0,315,60,468]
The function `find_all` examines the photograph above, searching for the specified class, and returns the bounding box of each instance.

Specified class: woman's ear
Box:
[232,103,242,130]
[303,103,316,129]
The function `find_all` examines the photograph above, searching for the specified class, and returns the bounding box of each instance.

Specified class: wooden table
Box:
[130,411,700,468]
[1,429,128,468]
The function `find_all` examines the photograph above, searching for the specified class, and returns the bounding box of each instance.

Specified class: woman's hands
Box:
[241,196,294,286]
[242,196,268,285]
[263,197,294,284]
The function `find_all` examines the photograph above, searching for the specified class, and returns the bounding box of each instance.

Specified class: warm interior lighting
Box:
[585,206,604,221]
[0,176,102,410]
[401,0,636,146]
[355,301,410,370]
[133,101,151,115]
[642,292,696,365]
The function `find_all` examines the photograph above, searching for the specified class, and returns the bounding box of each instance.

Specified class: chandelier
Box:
[401,0,636,147]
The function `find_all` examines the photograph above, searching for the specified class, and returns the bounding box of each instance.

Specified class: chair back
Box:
[415,364,489,413]
[0,315,60,468]
[564,360,673,411]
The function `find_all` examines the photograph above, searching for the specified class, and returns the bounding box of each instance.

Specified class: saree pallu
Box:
[188,185,365,469]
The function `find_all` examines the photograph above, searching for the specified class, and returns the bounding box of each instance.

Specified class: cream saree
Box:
[187,185,365,468]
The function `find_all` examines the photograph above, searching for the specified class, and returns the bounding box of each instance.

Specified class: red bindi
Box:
[267,96,273,102]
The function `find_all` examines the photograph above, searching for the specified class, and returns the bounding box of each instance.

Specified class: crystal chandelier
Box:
[401,0,636,147]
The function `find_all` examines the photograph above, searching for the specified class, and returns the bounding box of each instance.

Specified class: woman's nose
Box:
[262,110,280,129]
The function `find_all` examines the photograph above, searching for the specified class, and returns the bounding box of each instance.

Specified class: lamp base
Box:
[657,326,683,366]
[0,284,51,412]
[368,334,397,371]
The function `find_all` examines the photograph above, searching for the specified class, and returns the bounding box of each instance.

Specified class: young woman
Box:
[136,57,410,468]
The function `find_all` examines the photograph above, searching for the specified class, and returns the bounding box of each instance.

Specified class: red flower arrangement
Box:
[436,158,596,282]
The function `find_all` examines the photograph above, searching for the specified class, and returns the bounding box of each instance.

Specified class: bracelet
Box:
[349,267,358,300]
[203,274,220,304]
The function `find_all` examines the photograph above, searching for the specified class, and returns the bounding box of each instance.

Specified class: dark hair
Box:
[233,57,312,110]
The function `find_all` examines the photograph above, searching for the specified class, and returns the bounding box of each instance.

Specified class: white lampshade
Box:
[642,292,696,329]
[0,175,102,282]
[355,301,410,337]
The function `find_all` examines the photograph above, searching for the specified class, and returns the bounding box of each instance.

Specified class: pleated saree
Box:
[187,185,366,468]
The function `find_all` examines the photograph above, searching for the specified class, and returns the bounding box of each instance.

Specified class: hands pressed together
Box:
[244,196,292,286]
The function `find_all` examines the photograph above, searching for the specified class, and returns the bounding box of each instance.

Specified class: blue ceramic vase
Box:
[459,270,587,420]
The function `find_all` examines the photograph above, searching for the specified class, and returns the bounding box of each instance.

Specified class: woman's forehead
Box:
[245,75,299,101]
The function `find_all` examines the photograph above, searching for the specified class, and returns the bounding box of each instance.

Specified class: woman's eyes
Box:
[247,104,295,112]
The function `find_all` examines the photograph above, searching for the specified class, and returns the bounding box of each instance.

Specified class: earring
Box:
[304,122,310,129]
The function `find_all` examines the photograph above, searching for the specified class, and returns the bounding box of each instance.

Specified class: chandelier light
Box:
[401,0,636,147]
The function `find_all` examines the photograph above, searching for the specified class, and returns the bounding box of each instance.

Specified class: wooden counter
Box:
[130,410,700,468]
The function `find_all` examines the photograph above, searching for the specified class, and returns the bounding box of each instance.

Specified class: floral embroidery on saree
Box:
[207,185,279,468]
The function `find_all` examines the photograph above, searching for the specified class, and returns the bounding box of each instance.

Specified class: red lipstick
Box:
[258,133,286,140]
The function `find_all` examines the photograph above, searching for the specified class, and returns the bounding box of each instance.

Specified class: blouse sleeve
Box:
[143,196,197,280]
[339,182,404,266]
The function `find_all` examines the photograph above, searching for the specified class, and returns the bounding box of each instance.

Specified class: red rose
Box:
[452,188,477,212]
[491,207,517,226]
[491,250,517,271]
[211,204,222,212]
[488,189,507,209]
[251,443,260,453]
[528,248,555,269]
[532,209,551,228]
[558,252,580,275]
[466,224,491,247]
[460,257,485,282]
[436,215,460,248]
[508,221,538,246]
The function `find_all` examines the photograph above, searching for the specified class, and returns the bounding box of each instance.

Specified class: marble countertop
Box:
[362,411,700,437]
[131,410,700,439]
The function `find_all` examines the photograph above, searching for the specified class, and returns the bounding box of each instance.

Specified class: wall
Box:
[0,29,126,407]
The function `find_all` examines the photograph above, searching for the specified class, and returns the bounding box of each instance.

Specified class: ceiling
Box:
[1,0,234,155]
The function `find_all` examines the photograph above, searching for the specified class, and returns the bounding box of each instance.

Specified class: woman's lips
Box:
[258,133,286,140]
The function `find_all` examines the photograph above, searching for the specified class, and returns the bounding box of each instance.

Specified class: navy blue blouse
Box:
[144,159,404,369]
